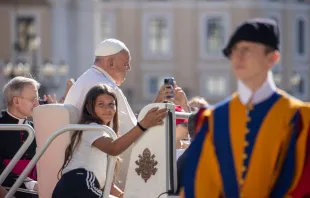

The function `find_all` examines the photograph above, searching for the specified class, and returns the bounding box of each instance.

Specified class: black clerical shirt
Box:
[0,110,37,190]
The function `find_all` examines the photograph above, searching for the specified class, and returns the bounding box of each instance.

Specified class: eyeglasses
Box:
[17,96,40,104]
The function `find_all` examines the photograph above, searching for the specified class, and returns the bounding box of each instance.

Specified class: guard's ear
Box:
[268,51,280,69]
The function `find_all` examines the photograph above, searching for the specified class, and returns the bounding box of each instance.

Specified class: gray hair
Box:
[3,76,40,106]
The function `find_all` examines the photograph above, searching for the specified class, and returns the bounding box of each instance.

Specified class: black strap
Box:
[137,122,147,132]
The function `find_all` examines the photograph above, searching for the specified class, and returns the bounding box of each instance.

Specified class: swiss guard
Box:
[178,18,310,198]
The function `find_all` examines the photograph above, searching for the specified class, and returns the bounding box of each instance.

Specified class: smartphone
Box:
[39,99,48,105]
[164,77,174,99]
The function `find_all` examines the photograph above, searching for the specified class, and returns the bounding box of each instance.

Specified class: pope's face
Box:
[113,51,131,86]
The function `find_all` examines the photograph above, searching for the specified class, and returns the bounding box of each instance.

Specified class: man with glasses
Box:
[0,76,55,198]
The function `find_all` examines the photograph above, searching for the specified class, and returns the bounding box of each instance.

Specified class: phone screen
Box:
[164,77,174,99]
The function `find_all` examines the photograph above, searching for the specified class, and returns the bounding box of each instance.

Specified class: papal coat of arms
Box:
[135,148,158,182]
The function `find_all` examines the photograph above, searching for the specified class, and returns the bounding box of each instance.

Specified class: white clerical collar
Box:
[91,65,116,85]
[6,110,26,124]
[238,71,277,105]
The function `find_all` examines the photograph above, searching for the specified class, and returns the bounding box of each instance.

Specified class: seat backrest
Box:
[33,104,79,198]
[124,103,177,198]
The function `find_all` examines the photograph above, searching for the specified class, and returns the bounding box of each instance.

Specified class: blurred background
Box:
[0,0,309,113]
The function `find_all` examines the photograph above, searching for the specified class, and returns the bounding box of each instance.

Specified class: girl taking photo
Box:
[52,84,167,198]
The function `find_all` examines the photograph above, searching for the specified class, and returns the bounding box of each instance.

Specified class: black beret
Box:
[222,18,280,57]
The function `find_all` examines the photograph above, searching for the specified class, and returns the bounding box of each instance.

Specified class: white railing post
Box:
[0,124,35,185]
[5,124,117,198]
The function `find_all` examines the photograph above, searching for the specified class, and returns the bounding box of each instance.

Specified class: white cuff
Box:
[24,181,37,190]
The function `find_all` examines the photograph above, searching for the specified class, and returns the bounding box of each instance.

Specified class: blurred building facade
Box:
[0,0,310,112]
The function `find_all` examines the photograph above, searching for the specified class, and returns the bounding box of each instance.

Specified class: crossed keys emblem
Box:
[135,148,158,182]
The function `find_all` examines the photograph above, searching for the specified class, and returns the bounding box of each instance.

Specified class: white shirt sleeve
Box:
[82,123,110,146]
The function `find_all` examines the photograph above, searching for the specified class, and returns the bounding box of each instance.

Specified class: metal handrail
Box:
[175,112,191,119]
[0,124,35,185]
[5,124,118,198]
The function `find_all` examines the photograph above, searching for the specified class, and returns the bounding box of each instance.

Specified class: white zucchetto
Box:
[95,38,129,56]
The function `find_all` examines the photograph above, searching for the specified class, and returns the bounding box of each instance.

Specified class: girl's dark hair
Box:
[58,84,119,178]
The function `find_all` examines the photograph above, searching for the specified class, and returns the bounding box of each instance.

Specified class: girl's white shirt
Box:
[63,123,110,188]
